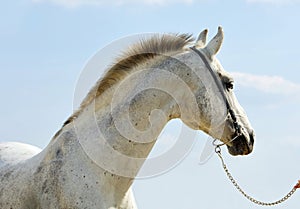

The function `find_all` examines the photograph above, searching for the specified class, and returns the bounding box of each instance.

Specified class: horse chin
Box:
[226,134,253,156]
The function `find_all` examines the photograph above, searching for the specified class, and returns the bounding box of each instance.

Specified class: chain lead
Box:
[215,147,298,206]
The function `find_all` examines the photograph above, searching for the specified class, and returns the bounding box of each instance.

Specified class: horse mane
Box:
[53,33,194,138]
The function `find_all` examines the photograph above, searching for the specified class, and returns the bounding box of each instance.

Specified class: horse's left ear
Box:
[204,26,224,58]
[195,29,208,48]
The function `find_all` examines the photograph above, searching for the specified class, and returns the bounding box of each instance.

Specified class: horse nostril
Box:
[249,131,255,146]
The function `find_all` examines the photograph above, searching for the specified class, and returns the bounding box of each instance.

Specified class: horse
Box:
[0,27,254,209]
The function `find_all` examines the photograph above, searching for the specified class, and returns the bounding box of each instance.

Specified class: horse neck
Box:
[67,55,194,180]
[39,52,207,207]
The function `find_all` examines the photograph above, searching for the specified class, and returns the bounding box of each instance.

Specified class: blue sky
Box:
[1,0,300,208]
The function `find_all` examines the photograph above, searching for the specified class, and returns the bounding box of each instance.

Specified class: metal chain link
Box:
[215,147,298,206]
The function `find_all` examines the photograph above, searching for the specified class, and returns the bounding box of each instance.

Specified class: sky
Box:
[1,0,300,208]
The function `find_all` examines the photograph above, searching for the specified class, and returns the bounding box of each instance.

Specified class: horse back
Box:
[0,142,41,168]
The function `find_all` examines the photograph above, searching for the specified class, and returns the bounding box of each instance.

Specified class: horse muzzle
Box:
[226,131,254,156]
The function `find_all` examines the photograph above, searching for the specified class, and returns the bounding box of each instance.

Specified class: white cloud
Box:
[247,0,300,5]
[232,72,300,95]
[32,0,194,8]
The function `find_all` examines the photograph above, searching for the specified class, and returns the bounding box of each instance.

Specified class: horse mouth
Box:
[226,133,254,156]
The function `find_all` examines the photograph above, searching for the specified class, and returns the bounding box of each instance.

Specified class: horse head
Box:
[181,27,254,156]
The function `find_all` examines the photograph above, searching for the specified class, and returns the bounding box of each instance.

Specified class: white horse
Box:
[0,27,254,209]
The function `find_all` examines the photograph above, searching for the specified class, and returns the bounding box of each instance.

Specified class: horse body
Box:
[0,27,254,208]
[0,128,138,209]
[0,142,41,208]
[0,142,41,167]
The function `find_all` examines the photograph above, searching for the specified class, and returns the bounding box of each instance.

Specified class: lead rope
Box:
[214,145,300,206]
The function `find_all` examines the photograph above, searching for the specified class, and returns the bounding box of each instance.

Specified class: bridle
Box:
[190,46,299,206]
[190,46,242,147]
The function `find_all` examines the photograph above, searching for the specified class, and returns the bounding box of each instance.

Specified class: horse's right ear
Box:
[204,26,224,58]
[195,29,208,48]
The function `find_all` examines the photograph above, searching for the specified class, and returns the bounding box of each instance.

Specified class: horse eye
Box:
[225,82,234,90]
